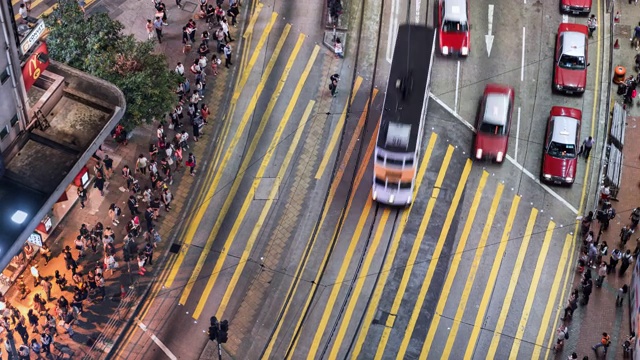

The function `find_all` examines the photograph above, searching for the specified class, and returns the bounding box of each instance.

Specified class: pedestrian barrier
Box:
[604,143,623,200]
[610,102,626,149]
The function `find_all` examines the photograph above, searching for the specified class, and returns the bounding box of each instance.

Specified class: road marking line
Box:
[532,233,572,358]
[420,170,490,357]
[262,97,375,360]
[454,61,461,113]
[395,159,473,360]
[315,77,363,179]
[545,0,603,355]
[190,39,316,320]
[429,92,475,132]
[386,0,399,63]
[486,209,538,358]
[243,2,264,38]
[415,0,421,23]
[505,155,579,214]
[515,107,520,161]
[298,195,376,359]
[428,92,578,214]
[373,143,454,359]
[326,207,392,360]
[545,233,577,358]
[521,27,526,81]
[349,133,438,360]
[464,195,521,358]
[217,100,316,319]
[278,118,379,358]
[234,12,279,99]
[137,321,178,360]
[436,182,504,358]
[165,25,291,289]
[562,14,569,23]
[508,221,555,358]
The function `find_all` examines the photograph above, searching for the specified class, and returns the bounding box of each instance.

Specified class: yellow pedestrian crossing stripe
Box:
[487,208,538,358]
[433,182,504,358]
[374,143,456,359]
[464,195,520,358]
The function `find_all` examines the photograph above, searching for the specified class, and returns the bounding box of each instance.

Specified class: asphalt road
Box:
[116,0,606,358]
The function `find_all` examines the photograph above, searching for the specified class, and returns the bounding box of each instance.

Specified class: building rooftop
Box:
[0,61,125,270]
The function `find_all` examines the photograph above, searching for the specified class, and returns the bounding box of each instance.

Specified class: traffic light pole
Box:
[209,316,228,360]
[216,340,222,360]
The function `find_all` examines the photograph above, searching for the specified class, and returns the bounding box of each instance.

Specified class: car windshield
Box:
[442,20,468,33]
[547,141,576,159]
[558,54,586,70]
[479,122,506,135]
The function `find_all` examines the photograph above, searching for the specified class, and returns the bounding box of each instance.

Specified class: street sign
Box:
[19,20,46,56]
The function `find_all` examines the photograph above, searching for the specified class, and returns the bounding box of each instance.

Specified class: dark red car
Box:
[438,0,470,56]
[554,23,589,94]
[560,0,592,15]
[474,84,515,163]
[541,106,581,185]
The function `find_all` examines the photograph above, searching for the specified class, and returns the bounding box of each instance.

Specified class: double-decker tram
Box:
[372,24,436,205]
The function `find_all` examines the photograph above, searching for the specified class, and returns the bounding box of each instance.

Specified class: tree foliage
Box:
[44,0,179,130]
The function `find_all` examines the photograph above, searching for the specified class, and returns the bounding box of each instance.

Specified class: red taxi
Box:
[438,0,470,56]
[560,0,592,15]
[541,106,581,185]
[474,84,515,163]
[554,23,589,94]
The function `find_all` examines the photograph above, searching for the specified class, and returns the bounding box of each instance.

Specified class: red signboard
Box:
[21,42,49,91]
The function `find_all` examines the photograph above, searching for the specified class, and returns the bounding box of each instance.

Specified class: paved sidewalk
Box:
[0,0,243,359]
[557,3,640,359]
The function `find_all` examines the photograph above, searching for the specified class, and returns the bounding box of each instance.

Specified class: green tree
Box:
[44,0,179,130]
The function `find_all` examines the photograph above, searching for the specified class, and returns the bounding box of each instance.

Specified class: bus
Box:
[372,24,436,205]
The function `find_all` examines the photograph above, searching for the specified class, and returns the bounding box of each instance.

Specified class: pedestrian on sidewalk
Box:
[581,277,593,305]
[593,332,611,354]
[620,249,633,276]
[74,235,86,258]
[580,136,595,160]
[41,278,52,302]
[94,172,105,196]
[211,54,220,75]
[103,155,113,179]
[595,262,607,287]
[561,289,579,320]
[186,153,196,175]
[122,164,131,179]
[555,324,568,351]
[334,37,344,59]
[146,19,154,40]
[153,17,163,43]
[228,1,239,26]
[329,74,340,97]
[581,211,594,236]
[623,332,636,357]
[30,339,41,359]
[224,43,233,68]
[128,195,141,216]
[77,186,87,209]
[144,241,155,266]
[137,251,147,275]
[609,247,622,273]
[55,270,68,291]
[620,226,634,246]
[136,154,149,175]
[95,273,106,300]
[144,207,155,231]
[162,187,173,211]
[187,19,197,43]
[587,15,597,38]
[617,284,629,306]
[108,203,121,226]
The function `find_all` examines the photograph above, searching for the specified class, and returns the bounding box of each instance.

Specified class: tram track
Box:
[258,0,425,358]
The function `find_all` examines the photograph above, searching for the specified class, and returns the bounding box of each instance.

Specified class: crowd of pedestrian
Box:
[557,192,640,358]
[0,0,242,358]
